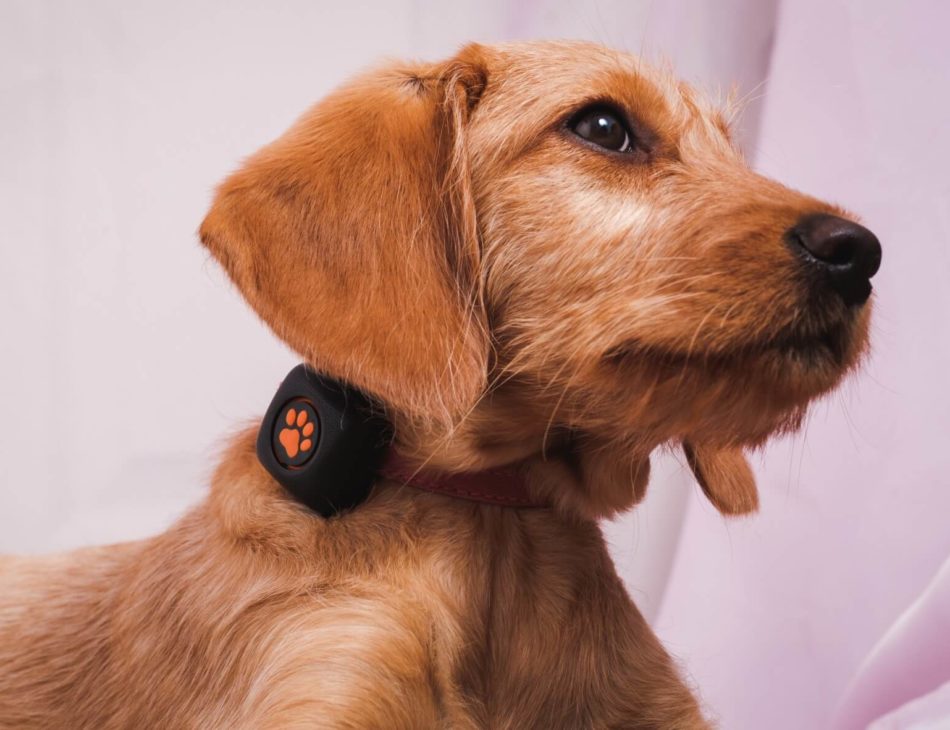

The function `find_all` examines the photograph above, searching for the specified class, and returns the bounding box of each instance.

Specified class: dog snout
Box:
[785,213,882,306]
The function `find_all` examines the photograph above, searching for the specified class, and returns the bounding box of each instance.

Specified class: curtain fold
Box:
[834,554,950,729]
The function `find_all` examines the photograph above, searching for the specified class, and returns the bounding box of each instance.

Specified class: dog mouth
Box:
[605,321,853,373]
[757,323,849,365]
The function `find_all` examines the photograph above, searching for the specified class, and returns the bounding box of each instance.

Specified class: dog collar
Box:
[257,365,544,516]
[379,451,540,508]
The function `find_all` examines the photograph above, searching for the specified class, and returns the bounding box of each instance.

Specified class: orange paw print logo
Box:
[274,401,319,466]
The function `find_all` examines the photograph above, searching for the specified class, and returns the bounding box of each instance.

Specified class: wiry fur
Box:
[0,41,873,728]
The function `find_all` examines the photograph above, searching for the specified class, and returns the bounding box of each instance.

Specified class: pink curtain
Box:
[656,2,950,727]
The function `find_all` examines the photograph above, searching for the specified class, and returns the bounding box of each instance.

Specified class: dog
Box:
[0,40,880,728]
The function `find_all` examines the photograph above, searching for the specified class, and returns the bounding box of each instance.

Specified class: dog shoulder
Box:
[218,594,445,728]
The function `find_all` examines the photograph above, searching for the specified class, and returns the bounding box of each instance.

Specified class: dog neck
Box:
[258,364,654,520]
[391,395,654,520]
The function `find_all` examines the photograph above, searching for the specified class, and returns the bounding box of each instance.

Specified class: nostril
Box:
[786,213,882,306]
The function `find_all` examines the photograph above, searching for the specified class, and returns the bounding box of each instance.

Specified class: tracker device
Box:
[256,365,391,517]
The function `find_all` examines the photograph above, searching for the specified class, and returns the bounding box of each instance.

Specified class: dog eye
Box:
[570,107,633,152]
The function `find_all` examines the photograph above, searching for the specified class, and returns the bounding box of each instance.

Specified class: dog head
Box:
[201,41,880,518]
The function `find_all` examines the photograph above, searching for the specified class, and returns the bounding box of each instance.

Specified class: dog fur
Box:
[0,41,873,728]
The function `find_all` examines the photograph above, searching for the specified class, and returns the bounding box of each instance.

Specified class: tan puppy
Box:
[0,41,880,728]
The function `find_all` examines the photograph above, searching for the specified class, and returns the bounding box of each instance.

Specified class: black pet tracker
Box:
[256,365,391,517]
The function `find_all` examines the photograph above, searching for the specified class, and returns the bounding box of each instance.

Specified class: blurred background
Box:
[2,1,948,727]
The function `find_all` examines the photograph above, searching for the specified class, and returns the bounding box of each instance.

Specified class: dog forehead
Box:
[468,41,700,158]
[486,42,680,107]
[486,40,654,77]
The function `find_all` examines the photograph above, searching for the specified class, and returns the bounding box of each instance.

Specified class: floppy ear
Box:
[682,441,759,515]
[525,433,652,519]
[200,47,490,425]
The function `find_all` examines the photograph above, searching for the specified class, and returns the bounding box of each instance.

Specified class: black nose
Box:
[786,213,882,306]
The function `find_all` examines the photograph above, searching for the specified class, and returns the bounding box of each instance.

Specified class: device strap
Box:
[257,365,547,516]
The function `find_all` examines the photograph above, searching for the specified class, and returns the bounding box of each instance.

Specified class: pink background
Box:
[656,3,950,727]
[1,2,947,727]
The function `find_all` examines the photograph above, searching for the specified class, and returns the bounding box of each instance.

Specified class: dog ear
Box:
[682,442,758,515]
[524,433,652,519]
[200,46,490,425]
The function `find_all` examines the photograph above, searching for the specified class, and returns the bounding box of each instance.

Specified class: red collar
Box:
[379,451,546,508]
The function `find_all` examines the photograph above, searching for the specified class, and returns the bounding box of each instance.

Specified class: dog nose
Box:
[786,214,881,306]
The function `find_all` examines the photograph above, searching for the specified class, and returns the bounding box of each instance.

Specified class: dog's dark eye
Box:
[570,107,633,152]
